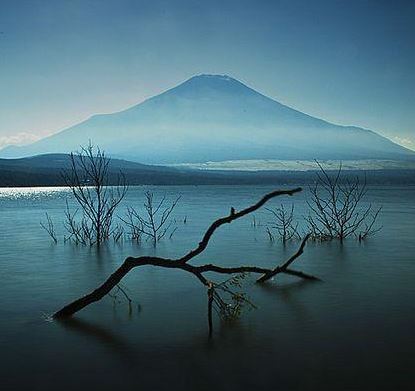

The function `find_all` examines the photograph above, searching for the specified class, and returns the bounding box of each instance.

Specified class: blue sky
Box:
[0,0,414,150]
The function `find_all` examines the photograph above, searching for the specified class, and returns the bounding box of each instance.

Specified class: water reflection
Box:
[57,317,138,365]
[259,279,318,323]
[0,186,70,199]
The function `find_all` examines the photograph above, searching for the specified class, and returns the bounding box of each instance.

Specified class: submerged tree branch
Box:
[176,188,302,263]
[256,234,319,282]
[53,187,319,327]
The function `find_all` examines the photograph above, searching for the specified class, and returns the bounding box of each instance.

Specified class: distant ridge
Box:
[1,154,414,187]
[1,74,413,163]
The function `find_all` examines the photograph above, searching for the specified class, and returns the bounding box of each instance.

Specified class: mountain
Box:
[1,74,413,163]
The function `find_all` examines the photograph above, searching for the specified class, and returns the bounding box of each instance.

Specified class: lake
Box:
[0,185,414,391]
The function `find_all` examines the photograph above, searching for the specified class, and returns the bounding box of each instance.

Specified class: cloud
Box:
[392,136,415,151]
[0,132,42,149]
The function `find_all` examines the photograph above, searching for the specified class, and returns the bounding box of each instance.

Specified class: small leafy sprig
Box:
[211,273,257,321]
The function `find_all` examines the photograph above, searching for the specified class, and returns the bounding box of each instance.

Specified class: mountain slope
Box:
[1,74,413,163]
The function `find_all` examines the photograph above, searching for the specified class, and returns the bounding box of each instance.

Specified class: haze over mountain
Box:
[1,74,413,163]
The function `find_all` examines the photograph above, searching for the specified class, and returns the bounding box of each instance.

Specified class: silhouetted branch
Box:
[121,192,180,244]
[40,213,58,243]
[53,187,319,334]
[266,204,301,242]
[256,234,319,282]
[177,187,302,264]
[306,161,382,241]
[358,206,383,240]
[62,143,128,245]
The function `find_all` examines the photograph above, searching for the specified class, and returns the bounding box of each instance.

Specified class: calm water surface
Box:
[0,185,414,391]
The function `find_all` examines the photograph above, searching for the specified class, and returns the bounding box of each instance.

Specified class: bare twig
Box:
[266,204,301,242]
[121,192,180,244]
[40,213,58,243]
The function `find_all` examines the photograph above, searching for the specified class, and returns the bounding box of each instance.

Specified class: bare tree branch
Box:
[120,192,179,244]
[177,187,302,264]
[62,143,128,245]
[53,187,319,333]
[266,203,301,242]
[306,161,382,241]
[40,213,58,243]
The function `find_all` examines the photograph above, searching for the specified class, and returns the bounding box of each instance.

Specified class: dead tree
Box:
[62,144,128,246]
[266,204,301,242]
[121,192,180,244]
[53,188,320,335]
[306,161,382,241]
